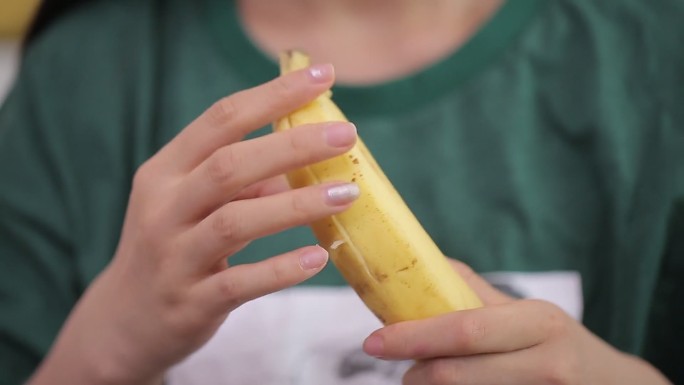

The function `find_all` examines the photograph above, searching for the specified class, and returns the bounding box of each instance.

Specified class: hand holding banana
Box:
[276,51,671,385]
[275,51,482,325]
[28,61,358,385]
[360,260,671,385]
[27,50,670,385]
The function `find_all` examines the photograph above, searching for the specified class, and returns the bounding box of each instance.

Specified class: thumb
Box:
[447,258,513,305]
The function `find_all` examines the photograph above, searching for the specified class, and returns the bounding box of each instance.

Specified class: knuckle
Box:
[215,278,242,309]
[290,192,312,219]
[270,76,294,99]
[387,324,427,357]
[454,313,487,351]
[280,127,323,168]
[541,358,579,385]
[133,202,168,245]
[533,299,570,336]
[208,96,238,126]
[211,210,241,243]
[454,261,476,281]
[159,287,185,313]
[158,292,195,335]
[131,161,155,193]
[268,259,291,284]
[207,147,239,185]
[390,325,414,356]
[287,128,312,155]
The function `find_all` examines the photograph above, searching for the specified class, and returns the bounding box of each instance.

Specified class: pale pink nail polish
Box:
[300,247,329,270]
[325,183,360,205]
[309,64,334,82]
[325,122,357,147]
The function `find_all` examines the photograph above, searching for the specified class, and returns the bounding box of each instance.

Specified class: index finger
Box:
[158,64,335,172]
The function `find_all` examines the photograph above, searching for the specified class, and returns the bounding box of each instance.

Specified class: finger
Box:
[447,259,512,305]
[233,176,291,201]
[364,299,567,359]
[193,245,329,315]
[402,349,551,385]
[159,64,335,172]
[173,122,356,220]
[180,182,360,271]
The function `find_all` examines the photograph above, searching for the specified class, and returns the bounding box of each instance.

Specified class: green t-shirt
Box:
[1,0,682,383]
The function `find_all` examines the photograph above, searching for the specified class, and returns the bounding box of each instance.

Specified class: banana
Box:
[274,50,482,325]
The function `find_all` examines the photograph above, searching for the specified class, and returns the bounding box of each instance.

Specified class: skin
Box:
[24,0,672,383]
[239,0,506,84]
[243,1,672,383]
[362,261,672,385]
[28,65,359,385]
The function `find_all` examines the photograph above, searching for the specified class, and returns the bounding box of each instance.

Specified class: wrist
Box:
[26,301,164,385]
[29,346,165,385]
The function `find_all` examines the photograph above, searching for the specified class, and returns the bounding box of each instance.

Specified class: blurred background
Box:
[0,0,41,103]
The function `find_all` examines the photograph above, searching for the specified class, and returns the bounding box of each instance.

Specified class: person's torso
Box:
[7,0,682,382]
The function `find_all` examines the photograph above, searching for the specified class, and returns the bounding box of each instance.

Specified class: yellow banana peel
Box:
[274,50,482,325]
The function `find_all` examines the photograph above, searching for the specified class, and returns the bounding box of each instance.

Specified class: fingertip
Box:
[299,245,329,270]
[324,122,357,148]
[363,334,385,358]
[325,183,361,206]
[308,63,335,83]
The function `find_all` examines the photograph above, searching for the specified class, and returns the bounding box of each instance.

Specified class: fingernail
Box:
[363,335,384,357]
[308,64,334,83]
[300,246,329,270]
[325,183,360,205]
[324,122,357,147]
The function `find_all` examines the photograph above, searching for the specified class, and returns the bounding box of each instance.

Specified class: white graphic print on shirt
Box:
[167,271,582,385]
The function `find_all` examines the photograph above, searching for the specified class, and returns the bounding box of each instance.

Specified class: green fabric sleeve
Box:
[0,0,682,383]
[0,70,79,384]
[0,4,147,381]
